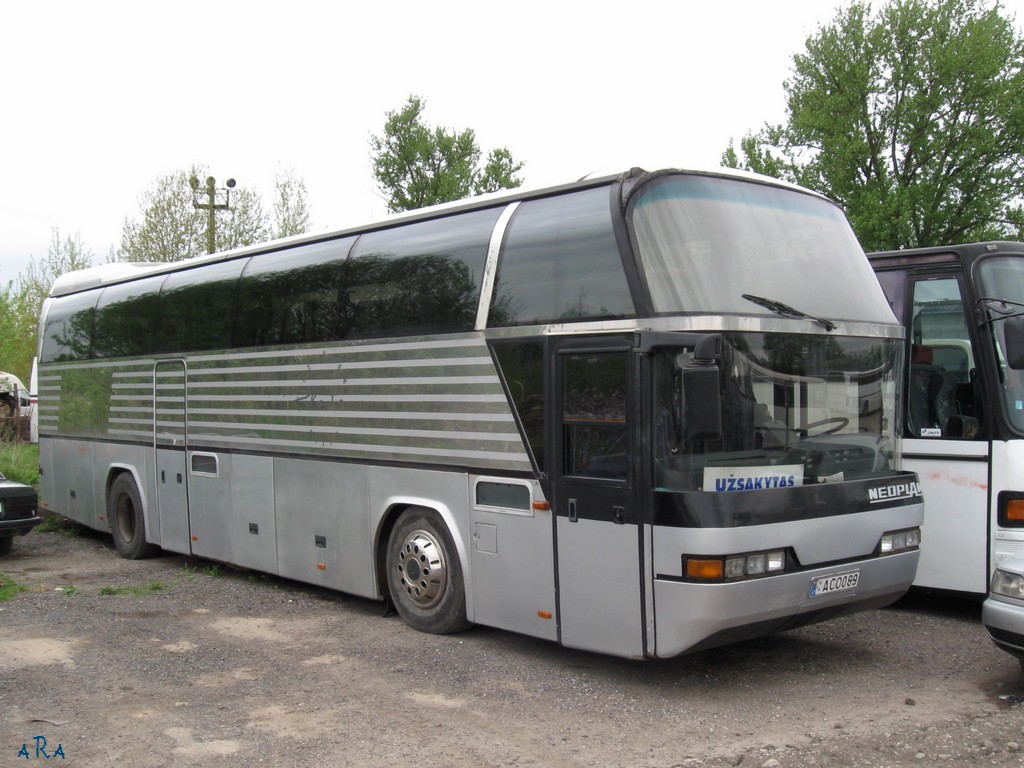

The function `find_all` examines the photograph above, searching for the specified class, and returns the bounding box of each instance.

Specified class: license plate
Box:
[809,569,860,597]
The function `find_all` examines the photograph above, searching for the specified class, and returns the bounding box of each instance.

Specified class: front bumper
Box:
[982,595,1024,661]
[652,549,920,658]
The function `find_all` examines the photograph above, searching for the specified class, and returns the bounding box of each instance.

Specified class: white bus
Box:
[37,166,922,658]
[871,242,1024,595]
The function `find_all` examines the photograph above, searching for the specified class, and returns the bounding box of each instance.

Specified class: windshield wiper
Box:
[741,293,836,332]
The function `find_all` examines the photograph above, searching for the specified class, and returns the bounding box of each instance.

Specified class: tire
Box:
[0,537,12,556]
[108,473,159,560]
[385,507,471,634]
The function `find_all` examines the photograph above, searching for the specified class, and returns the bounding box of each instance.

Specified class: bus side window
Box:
[909,277,980,439]
[488,187,635,327]
[343,209,499,339]
[40,291,98,363]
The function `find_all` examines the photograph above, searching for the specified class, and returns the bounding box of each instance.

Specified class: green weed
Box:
[0,572,25,601]
[0,442,39,487]
[98,580,167,596]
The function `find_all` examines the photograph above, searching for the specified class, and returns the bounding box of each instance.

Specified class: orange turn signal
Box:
[686,558,724,580]
[1007,498,1024,522]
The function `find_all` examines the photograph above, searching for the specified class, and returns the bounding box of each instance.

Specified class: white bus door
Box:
[155,360,191,554]
[553,343,644,656]
[903,273,990,593]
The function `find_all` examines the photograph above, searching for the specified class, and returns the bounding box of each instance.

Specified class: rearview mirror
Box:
[682,335,723,441]
[1005,316,1024,369]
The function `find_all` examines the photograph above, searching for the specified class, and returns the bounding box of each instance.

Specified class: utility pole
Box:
[190,175,236,254]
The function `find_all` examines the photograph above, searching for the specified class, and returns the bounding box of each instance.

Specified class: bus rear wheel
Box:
[386,507,471,635]
[108,473,158,560]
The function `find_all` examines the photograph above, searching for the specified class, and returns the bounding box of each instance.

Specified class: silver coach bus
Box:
[37,166,922,659]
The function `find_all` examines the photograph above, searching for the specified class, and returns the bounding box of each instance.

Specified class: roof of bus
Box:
[49,165,828,298]
[867,241,1024,269]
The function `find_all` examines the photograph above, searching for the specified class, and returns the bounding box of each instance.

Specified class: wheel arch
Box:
[105,464,150,537]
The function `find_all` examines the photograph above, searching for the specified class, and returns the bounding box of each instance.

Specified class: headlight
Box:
[990,568,1024,600]
[880,527,921,554]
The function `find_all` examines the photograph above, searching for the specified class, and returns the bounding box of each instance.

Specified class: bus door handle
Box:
[568,498,578,523]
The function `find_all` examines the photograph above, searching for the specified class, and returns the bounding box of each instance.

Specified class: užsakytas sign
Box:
[704,465,804,492]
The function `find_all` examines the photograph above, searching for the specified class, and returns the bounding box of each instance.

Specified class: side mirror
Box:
[1006,316,1024,369]
[682,335,723,441]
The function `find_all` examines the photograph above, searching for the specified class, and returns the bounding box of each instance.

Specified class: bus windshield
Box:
[977,256,1024,433]
[629,174,895,324]
[653,332,901,492]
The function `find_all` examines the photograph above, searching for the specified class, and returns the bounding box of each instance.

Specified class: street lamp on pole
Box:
[190,175,236,255]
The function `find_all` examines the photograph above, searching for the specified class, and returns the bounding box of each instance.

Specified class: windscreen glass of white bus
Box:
[977,257,1024,433]
[651,333,901,492]
[629,174,895,324]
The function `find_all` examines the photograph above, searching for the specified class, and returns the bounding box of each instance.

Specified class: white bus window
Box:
[909,277,980,438]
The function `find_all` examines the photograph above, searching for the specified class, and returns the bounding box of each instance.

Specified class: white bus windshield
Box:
[653,332,901,492]
[978,256,1024,433]
[630,175,896,324]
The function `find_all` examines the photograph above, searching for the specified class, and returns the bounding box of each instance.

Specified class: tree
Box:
[0,229,94,381]
[117,168,207,263]
[370,95,525,213]
[272,168,312,239]
[117,166,312,262]
[723,0,1024,251]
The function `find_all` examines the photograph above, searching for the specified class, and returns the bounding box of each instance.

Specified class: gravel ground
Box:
[1,525,1023,768]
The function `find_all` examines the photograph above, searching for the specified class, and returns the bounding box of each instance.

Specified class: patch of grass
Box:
[202,564,221,578]
[0,442,39,487]
[180,562,196,581]
[59,584,77,596]
[0,572,26,601]
[98,580,167,596]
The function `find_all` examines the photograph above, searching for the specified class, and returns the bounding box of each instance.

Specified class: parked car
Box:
[0,471,40,555]
[982,553,1024,670]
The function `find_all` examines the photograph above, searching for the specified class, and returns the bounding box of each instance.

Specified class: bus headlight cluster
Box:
[991,569,1024,600]
[685,549,786,582]
[879,527,921,554]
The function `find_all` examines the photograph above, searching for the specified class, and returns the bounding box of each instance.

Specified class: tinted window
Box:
[92,276,165,359]
[492,340,546,472]
[41,291,98,362]
[235,238,355,347]
[489,187,634,326]
[156,259,247,353]
[342,209,500,338]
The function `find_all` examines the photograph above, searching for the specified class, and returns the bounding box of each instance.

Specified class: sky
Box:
[2,0,1022,285]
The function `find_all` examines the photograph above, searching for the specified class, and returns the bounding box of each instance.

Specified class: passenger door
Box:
[886,271,991,593]
[154,360,191,554]
[553,339,644,656]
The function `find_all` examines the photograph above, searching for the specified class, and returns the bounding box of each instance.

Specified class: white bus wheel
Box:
[385,507,471,635]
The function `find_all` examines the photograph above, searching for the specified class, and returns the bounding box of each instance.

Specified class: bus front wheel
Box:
[386,507,471,635]
[108,473,158,560]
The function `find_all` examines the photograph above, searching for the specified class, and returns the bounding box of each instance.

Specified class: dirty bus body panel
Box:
[870,241,1024,595]
[37,167,921,659]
